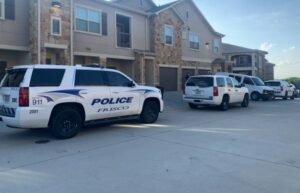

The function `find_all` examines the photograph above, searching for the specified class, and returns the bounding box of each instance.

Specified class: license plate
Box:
[193,89,204,95]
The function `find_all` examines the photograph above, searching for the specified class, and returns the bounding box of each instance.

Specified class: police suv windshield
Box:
[251,77,265,86]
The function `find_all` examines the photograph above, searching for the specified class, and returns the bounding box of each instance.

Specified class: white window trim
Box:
[213,38,220,55]
[164,24,174,46]
[51,16,62,36]
[0,0,5,20]
[74,4,102,36]
[115,12,133,49]
[189,32,200,51]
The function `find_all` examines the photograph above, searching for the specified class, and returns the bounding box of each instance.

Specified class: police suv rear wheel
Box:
[140,101,159,124]
[50,107,82,139]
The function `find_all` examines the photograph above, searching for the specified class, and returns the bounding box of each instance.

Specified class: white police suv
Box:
[0,65,163,139]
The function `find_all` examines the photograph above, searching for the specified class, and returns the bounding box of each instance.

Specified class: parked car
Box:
[0,64,164,139]
[183,75,249,111]
[216,72,274,101]
[265,80,294,100]
[289,84,298,98]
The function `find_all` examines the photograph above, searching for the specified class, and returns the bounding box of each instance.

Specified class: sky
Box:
[153,0,300,79]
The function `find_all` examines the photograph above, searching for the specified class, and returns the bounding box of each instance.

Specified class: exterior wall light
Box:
[52,0,62,8]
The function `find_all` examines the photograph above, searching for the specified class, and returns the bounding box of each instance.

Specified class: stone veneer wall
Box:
[41,0,71,64]
[29,0,71,64]
[29,0,39,63]
[150,9,183,89]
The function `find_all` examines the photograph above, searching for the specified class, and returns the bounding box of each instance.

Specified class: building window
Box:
[164,25,174,45]
[51,16,61,36]
[138,0,143,7]
[189,32,200,50]
[116,14,132,48]
[213,38,220,54]
[0,0,4,19]
[75,6,101,34]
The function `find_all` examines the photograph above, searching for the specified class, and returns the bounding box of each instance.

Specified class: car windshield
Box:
[186,77,213,88]
[252,77,265,86]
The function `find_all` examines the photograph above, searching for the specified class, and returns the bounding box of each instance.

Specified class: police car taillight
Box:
[19,87,29,107]
[213,87,219,97]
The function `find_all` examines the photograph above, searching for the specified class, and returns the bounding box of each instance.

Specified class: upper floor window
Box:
[213,38,220,55]
[138,0,144,7]
[189,32,200,50]
[0,0,5,19]
[51,16,61,36]
[75,6,101,34]
[164,25,174,45]
[116,14,132,48]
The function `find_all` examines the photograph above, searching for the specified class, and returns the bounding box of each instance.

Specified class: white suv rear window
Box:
[186,77,213,87]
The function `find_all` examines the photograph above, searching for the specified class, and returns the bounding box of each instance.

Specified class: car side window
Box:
[232,78,240,87]
[106,71,132,87]
[226,78,233,88]
[75,70,106,86]
[216,77,225,87]
[243,77,254,85]
[234,76,242,83]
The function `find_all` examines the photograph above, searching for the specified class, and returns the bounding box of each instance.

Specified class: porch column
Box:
[251,53,256,76]
[99,57,107,67]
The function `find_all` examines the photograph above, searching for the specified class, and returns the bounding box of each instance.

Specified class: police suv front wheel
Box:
[140,101,159,124]
[50,107,82,139]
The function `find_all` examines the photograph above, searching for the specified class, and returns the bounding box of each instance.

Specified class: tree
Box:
[285,77,300,89]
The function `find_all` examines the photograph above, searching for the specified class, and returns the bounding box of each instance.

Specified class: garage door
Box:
[159,67,178,91]
[182,69,195,89]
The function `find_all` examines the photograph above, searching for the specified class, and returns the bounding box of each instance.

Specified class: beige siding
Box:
[74,0,149,58]
[0,0,29,47]
[173,1,222,62]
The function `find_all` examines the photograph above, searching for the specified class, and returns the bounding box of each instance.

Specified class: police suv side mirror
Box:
[241,83,245,87]
[128,81,135,87]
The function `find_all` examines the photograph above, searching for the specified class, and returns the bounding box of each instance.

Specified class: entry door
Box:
[0,61,7,81]
[106,71,141,117]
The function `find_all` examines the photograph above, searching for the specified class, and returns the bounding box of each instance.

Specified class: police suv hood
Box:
[136,85,161,93]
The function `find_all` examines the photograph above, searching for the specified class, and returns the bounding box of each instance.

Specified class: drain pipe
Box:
[37,0,41,64]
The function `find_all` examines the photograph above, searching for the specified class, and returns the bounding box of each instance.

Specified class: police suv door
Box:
[75,69,112,121]
[105,71,140,117]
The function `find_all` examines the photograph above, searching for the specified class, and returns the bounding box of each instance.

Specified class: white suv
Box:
[217,73,274,101]
[183,75,249,111]
[0,65,164,139]
[265,80,295,100]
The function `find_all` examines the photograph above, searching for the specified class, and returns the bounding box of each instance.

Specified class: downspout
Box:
[37,0,41,64]
[70,0,74,65]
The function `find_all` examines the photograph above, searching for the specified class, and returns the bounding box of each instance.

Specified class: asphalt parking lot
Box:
[1,93,300,193]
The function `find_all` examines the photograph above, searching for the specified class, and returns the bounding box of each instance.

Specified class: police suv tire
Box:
[251,92,260,101]
[291,94,295,100]
[219,95,229,111]
[50,107,82,139]
[188,103,198,109]
[241,94,249,108]
[283,92,288,100]
[140,101,159,124]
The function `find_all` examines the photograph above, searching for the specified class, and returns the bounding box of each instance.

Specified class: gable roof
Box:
[147,0,224,37]
[147,1,180,13]
[223,43,268,54]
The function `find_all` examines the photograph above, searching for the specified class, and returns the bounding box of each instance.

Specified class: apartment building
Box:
[0,0,227,91]
[222,43,275,80]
